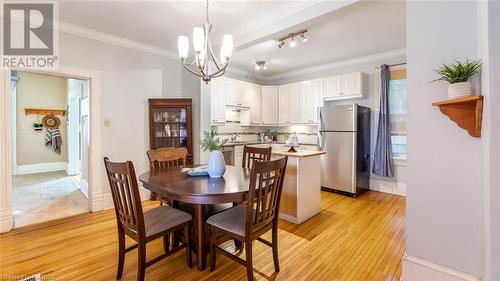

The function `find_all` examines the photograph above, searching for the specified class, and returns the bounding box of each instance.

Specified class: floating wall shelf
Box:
[432,96,483,137]
[25,108,66,116]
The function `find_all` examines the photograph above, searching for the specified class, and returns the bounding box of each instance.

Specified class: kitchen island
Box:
[273,149,325,224]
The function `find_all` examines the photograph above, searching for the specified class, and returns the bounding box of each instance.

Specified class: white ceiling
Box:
[231,1,407,76]
[57,1,406,78]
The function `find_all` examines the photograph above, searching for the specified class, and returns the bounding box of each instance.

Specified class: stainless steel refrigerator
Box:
[318,104,371,196]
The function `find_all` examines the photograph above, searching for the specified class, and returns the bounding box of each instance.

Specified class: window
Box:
[388,69,407,159]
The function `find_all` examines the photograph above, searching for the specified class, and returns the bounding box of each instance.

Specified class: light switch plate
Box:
[104,118,111,127]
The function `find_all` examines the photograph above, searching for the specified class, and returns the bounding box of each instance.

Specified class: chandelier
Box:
[177,0,233,83]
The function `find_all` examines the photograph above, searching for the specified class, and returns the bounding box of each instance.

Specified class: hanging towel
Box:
[45,128,62,154]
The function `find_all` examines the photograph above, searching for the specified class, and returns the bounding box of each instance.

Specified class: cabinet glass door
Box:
[152,107,188,149]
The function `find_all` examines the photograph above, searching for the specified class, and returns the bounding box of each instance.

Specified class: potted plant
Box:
[433,59,482,99]
[201,130,228,178]
[32,122,43,131]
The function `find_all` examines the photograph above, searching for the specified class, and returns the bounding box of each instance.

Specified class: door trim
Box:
[0,66,103,233]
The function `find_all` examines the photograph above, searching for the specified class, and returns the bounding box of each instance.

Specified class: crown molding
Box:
[58,21,178,59]
[266,48,407,81]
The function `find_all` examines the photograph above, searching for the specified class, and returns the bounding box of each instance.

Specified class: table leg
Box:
[195,204,206,270]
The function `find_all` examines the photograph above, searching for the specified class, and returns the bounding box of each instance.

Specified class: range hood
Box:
[225,104,250,111]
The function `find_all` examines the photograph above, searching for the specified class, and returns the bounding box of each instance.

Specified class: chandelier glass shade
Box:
[177,0,233,83]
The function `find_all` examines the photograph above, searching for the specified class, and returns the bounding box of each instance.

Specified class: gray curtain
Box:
[372,64,394,177]
[11,71,19,90]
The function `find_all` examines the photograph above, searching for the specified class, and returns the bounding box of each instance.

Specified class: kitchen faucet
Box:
[230,134,240,142]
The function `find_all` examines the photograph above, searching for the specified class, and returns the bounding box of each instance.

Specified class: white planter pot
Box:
[448,82,472,99]
[207,151,226,178]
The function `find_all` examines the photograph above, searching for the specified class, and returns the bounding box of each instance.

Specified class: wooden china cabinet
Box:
[148,98,193,164]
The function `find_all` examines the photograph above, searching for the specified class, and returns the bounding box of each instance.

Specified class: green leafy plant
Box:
[32,122,43,128]
[201,130,227,152]
[433,59,482,84]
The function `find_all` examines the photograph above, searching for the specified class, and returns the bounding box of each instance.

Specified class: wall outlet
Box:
[104,118,111,127]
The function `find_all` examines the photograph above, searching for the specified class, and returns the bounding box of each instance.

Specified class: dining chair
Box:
[147,147,188,205]
[242,145,272,169]
[104,157,192,281]
[207,156,288,281]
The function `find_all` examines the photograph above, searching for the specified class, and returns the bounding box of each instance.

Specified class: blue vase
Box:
[207,151,226,178]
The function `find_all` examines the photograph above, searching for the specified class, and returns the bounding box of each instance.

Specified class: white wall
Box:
[405,1,483,279]
[485,2,500,281]
[58,31,184,202]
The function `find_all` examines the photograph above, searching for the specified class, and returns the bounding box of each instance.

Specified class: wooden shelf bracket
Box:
[432,96,483,137]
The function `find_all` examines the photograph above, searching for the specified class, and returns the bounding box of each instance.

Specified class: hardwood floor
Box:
[0,191,405,281]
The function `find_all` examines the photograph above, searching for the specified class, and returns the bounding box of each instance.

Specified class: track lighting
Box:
[276,29,308,49]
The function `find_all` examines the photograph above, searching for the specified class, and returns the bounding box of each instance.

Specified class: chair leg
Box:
[116,228,125,280]
[137,242,146,281]
[209,226,217,272]
[245,239,254,281]
[272,226,280,272]
[163,233,170,253]
[185,224,192,268]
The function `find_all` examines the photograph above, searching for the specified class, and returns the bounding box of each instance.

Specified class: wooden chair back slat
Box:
[242,146,272,169]
[246,157,288,234]
[104,157,145,236]
[147,147,188,171]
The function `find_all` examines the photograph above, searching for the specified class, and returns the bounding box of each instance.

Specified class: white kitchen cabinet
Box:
[324,72,363,100]
[245,83,262,124]
[310,78,324,122]
[324,75,342,98]
[299,81,312,123]
[225,78,247,107]
[341,72,362,96]
[261,86,279,124]
[210,76,226,124]
[298,79,324,124]
[279,83,299,124]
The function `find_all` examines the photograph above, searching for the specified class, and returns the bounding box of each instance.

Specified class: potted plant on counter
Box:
[433,59,482,99]
[201,130,228,178]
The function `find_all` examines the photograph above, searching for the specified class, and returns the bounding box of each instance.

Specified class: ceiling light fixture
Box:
[177,0,233,83]
[254,61,267,71]
[276,29,308,49]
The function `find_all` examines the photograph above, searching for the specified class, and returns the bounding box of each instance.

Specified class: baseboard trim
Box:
[403,254,481,281]
[370,179,406,196]
[13,161,68,175]
[101,188,151,210]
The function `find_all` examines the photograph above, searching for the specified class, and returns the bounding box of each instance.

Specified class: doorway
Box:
[11,71,90,228]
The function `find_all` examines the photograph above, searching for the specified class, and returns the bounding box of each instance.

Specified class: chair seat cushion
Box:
[207,205,251,237]
[143,206,192,238]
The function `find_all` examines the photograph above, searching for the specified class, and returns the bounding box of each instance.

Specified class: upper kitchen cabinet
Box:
[261,86,279,124]
[324,72,363,100]
[225,78,247,107]
[299,79,324,124]
[279,83,300,124]
[210,76,226,124]
[246,83,262,124]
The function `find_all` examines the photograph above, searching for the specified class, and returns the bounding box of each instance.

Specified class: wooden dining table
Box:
[139,165,251,270]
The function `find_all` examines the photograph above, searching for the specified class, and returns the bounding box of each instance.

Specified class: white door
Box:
[210,77,226,124]
[67,79,83,176]
[262,86,278,124]
[324,76,342,98]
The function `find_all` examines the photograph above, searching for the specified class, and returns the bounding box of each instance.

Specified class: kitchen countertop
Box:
[222,141,317,147]
[271,149,325,158]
